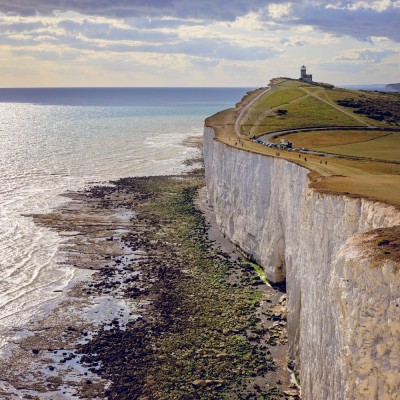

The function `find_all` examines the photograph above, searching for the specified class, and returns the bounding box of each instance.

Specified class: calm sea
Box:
[0,87,251,348]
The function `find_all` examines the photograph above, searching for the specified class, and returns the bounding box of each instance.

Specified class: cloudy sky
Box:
[0,0,399,87]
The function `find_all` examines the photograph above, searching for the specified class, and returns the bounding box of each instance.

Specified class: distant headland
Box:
[386,83,400,92]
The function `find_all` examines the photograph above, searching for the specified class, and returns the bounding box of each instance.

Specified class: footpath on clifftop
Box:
[207,78,400,208]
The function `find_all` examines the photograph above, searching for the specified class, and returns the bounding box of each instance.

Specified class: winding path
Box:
[235,83,374,142]
[258,126,400,157]
[234,82,400,159]
[299,87,375,128]
[234,86,272,138]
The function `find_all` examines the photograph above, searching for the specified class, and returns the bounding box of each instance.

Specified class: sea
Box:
[0,87,251,349]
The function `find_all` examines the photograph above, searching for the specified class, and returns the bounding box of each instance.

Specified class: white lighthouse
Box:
[300,65,313,83]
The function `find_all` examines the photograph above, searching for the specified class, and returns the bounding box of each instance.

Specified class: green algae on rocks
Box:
[77,173,294,399]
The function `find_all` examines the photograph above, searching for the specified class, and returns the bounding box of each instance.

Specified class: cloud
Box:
[265,1,400,42]
[0,1,399,43]
[334,48,398,63]
[190,57,220,68]
[11,47,81,61]
[58,19,177,42]
[0,18,45,32]
[130,17,205,30]
[279,37,305,47]
[106,39,278,60]
[0,14,278,62]
[0,1,399,87]
[0,0,271,20]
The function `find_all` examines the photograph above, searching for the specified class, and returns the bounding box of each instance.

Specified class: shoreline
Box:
[0,135,203,353]
[0,167,298,399]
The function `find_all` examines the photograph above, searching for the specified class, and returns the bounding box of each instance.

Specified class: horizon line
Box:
[0,86,260,90]
[0,83,392,90]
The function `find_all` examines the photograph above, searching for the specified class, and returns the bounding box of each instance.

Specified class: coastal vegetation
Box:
[272,130,400,162]
[334,92,400,125]
[240,80,365,136]
[205,79,400,206]
[76,174,296,399]
[315,132,400,162]
[2,172,297,399]
[272,129,387,148]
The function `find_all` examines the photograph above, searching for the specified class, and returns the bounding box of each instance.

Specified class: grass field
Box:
[272,130,388,148]
[206,79,400,207]
[243,95,363,135]
[316,132,400,162]
[240,81,370,136]
[252,88,305,111]
[278,128,400,162]
[322,89,400,126]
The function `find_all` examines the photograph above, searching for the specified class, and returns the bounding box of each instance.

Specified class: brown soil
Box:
[361,225,400,268]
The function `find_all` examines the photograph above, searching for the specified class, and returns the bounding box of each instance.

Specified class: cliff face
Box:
[203,127,400,400]
[385,83,400,92]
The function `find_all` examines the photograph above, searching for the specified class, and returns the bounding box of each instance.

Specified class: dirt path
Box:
[235,87,272,138]
[247,93,311,137]
[300,87,375,127]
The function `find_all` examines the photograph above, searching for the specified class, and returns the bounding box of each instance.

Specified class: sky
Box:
[0,0,399,87]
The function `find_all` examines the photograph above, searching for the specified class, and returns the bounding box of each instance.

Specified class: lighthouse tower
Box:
[300,65,313,83]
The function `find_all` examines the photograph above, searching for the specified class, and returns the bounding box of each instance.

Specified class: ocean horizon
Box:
[0,87,256,105]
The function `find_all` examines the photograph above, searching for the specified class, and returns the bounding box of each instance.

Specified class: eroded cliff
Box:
[203,126,400,399]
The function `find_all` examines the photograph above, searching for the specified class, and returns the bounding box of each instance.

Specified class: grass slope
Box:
[206,79,400,207]
[326,89,400,126]
[240,80,374,136]
[316,132,400,162]
[245,95,363,135]
[272,130,388,148]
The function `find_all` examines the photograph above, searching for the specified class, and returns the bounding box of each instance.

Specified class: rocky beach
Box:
[0,164,299,399]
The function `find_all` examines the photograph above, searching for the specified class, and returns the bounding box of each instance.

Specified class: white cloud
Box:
[0,1,399,86]
[334,47,398,63]
[344,0,392,12]
[225,11,267,31]
[267,2,292,18]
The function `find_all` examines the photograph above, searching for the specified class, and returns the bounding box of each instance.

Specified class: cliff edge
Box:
[386,83,400,92]
[203,124,400,399]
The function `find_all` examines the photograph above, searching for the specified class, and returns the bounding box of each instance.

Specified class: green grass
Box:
[143,179,279,396]
[254,88,306,110]
[207,80,400,206]
[243,95,362,135]
[243,260,272,287]
[240,81,307,135]
[241,82,400,137]
[324,89,400,127]
[272,130,388,148]
[316,132,400,162]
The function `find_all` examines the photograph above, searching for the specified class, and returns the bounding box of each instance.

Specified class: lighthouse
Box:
[300,66,313,83]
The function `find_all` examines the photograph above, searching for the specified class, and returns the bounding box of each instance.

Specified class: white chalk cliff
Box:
[203,126,400,400]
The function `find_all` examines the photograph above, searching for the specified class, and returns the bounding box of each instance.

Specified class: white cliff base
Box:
[203,126,400,400]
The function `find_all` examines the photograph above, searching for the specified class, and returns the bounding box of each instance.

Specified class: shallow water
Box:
[0,87,251,348]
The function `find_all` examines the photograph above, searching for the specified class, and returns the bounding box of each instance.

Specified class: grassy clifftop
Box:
[205,79,400,207]
[241,79,400,136]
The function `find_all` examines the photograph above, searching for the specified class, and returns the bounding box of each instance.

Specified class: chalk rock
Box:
[203,126,400,399]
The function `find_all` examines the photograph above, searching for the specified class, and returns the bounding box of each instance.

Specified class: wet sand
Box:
[0,169,299,399]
